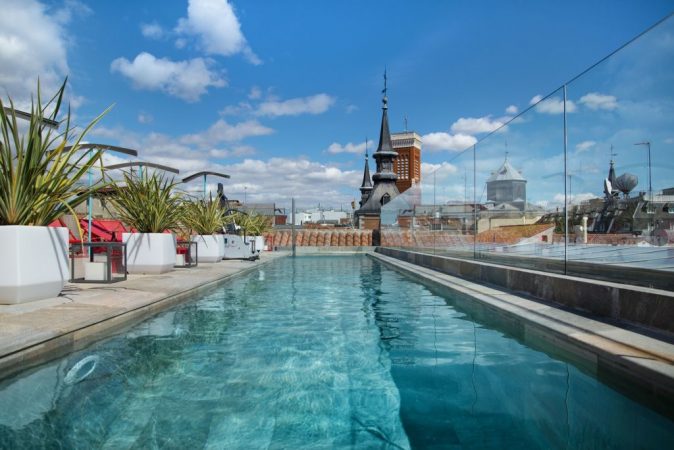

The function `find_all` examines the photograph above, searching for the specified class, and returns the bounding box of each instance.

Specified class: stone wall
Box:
[264,229,476,248]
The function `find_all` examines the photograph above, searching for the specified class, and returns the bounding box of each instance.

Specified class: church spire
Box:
[376,69,394,155]
[359,139,373,207]
[608,145,617,185]
[360,139,372,190]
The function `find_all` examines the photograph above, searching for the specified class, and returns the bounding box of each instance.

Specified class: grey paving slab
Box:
[0,252,288,379]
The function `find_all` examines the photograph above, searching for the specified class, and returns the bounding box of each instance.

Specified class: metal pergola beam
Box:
[3,106,60,129]
[181,171,230,183]
[106,161,180,174]
[63,143,138,156]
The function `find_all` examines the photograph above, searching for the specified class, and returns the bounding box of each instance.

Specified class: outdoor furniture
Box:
[175,241,198,268]
[70,242,127,283]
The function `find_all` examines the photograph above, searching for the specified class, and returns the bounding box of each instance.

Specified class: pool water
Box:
[0,255,673,449]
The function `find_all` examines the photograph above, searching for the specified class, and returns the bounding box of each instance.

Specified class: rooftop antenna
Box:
[610,144,618,162]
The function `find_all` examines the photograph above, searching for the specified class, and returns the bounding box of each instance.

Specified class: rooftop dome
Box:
[487,157,525,182]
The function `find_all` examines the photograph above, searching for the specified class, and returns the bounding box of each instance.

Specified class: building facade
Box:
[391,131,422,194]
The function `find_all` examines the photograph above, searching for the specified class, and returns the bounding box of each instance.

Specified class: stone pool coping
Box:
[0,252,287,380]
[370,251,674,401]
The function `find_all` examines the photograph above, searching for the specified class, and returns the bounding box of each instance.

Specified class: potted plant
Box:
[241,212,271,254]
[0,81,109,303]
[109,172,182,274]
[182,198,225,263]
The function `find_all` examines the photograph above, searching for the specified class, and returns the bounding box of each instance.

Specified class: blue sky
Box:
[1,0,673,209]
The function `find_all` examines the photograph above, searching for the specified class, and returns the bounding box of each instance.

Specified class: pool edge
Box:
[0,253,287,381]
[368,251,674,402]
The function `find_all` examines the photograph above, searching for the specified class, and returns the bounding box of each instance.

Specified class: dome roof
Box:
[487,158,526,182]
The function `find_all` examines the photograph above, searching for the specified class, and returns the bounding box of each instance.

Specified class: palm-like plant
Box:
[225,211,271,235]
[109,171,183,233]
[181,197,224,235]
[0,80,109,226]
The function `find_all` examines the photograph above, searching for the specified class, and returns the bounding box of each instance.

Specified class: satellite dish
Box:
[604,178,612,197]
[614,173,638,197]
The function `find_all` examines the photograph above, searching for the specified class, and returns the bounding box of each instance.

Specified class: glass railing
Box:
[381,13,674,285]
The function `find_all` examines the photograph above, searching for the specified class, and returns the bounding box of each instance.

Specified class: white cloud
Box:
[553,192,596,205]
[450,116,505,134]
[175,0,260,64]
[0,0,69,107]
[248,86,262,99]
[575,140,596,152]
[137,112,154,124]
[220,101,253,116]
[421,132,477,152]
[110,52,226,102]
[345,104,358,114]
[326,141,366,154]
[579,92,618,111]
[421,161,458,177]
[505,105,518,115]
[530,95,576,114]
[530,95,544,105]
[256,93,336,117]
[88,121,363,207]
[141,22,164,39]
[181,119,273,146]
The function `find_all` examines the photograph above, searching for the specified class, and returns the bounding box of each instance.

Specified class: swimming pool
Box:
[0,255,672,449]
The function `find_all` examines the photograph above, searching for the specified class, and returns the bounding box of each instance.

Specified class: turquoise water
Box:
[1,255,673,449]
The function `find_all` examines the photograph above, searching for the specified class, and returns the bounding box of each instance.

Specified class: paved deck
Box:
[0,252,287,379]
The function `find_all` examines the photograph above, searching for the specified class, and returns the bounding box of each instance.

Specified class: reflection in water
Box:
[0,256,672,449]
[364,261,674,450]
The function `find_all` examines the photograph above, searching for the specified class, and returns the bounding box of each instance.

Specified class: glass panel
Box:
[473,87,565,271]
[565,14,674,280]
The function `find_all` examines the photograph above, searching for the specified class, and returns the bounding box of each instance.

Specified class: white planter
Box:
[84,262,107,281]
[216,234,225,260]
[0,226,69,304]
[254,236,265,254]
[123,233,175,274]
[191,234,222,263]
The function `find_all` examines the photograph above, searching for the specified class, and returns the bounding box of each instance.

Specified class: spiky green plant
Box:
[109,171,183,233]
[243,212,272,235]
[0,80,110,226]
[181,197,224,235]
[224,211,271,235]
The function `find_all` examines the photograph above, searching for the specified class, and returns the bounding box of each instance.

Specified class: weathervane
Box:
[610,144,617,162]
[382,68,388,108]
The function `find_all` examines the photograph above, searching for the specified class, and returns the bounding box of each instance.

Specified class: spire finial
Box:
[404,114,408,132]
[610,144,617,163]
[365,137,369,157]
[382,68,388,109]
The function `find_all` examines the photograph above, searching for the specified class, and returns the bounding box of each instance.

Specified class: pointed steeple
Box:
[359,143,373,207]
[608,145,617,185]
[372,70,397,182]
[360,144,372,190]
[376,71,394,155]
